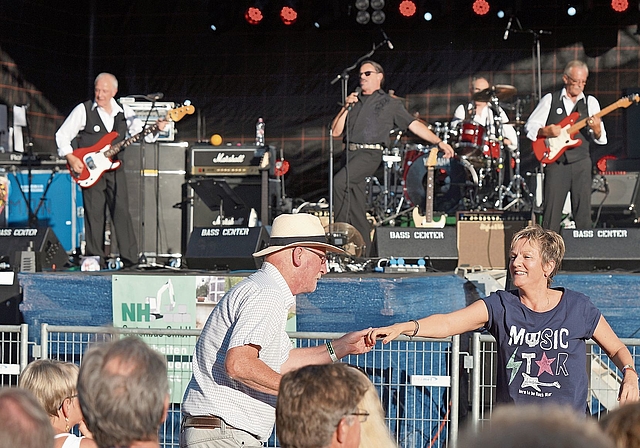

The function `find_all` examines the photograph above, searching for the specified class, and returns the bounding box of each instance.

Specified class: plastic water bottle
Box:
[256,117,265,147]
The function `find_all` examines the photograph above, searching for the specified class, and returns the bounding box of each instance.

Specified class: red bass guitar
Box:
[69,105,195,188]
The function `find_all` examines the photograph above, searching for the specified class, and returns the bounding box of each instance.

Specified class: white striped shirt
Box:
[181,262,295,441]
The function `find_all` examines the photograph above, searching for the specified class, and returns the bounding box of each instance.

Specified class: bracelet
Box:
[435,140,443,147]
[326,341,339,363]
[409,320,420,338]
[622,364,637,376]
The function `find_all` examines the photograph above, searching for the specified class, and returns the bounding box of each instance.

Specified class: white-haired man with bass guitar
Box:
[525,60,606,233]
[56,72,167,269]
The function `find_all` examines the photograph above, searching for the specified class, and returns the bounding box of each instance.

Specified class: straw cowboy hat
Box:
[252,213,346,258]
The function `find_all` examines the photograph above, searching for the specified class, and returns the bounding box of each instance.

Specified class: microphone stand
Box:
[328,38,391,235]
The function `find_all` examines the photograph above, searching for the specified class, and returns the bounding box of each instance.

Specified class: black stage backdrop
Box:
[1,0,640,203]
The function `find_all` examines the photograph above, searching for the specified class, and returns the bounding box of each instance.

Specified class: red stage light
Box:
[472,0,490,15]
[611,0,629,12]
[245,6,264,25]
[399,0,417,17]
[280,6,298,25]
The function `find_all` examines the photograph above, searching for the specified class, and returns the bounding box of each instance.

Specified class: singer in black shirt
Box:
[331,60,454,255]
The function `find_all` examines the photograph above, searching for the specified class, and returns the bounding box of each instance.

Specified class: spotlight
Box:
[497,9,505,18]
[567,5,577,16]
[371,0,385,9]
[472,0,490,15]
[280,6,298,25]
[611,0,629,12]
[371,9,386,23]
[356,10,371,24]
[424,11,433,21]
[245,6,264,25]
[355,0,369,11]
[399,0,417,17]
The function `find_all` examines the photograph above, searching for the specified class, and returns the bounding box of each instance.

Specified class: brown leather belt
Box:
[182,416,236,430]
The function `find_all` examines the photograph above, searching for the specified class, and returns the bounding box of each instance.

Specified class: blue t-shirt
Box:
[482,288,601,411]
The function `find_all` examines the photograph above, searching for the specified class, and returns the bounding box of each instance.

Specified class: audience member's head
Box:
[0,387,54,448]
[77,336,169,448]
[458,404,614,448]
[355,370,397,448]
[600,402,640,448]
[19,359,79,417]
[277,363,369,448]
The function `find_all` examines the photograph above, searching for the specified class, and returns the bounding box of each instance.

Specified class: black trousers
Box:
[333,148,382,255]
[542,156,592,233]
[82,165,138,265]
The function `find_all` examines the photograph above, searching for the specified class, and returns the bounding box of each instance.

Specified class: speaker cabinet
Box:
[624,87,640,159]
[373,226,458,270]
[124,142,187,257]
[562,228,640,271]
[0,227,68,271]
[185,226,269,271]
[456,211,532,270]
[591,173,640,223]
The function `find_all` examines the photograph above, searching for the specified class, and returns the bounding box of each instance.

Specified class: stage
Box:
[15,269,640,344]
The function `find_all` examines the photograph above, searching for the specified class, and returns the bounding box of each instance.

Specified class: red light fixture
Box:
[472,0,490,15]
[280,6,298,25]
[245,6,264,25]
[611,0,629,12]
[399,0,417,17]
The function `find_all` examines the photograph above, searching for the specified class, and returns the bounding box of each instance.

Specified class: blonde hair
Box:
[357,373,397,448]
[19,359,78,416]
[511,224,565,287]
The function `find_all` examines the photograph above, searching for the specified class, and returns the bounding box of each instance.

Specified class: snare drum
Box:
[484,139,501,159]
[455,120,486,161]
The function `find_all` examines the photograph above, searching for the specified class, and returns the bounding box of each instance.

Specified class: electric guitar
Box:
[532,94,639,164]
[412,146,446,228]
[69,105,195,188]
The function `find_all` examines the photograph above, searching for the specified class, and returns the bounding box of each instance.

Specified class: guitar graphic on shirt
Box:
[521,372,561,392]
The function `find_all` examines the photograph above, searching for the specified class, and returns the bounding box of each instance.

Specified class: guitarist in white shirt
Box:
[55,72,167,269]
[524,60,606,233]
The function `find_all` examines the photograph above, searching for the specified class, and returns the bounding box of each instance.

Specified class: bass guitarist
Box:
[525,60,606,233]
[55,72,167,269]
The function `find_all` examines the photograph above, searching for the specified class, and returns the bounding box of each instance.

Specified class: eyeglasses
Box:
[303,247,327,264]
[349,409,370,423]
[359,71,378,78]
[58,394,78,410]
[565,74,587,86]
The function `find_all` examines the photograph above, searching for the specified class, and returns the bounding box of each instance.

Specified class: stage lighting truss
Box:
[354,0,385,24]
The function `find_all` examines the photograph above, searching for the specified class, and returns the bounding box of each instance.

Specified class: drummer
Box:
[451,76,518,153]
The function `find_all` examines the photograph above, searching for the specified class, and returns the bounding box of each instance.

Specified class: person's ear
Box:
[291,247,303,267]
[160,395,170,424]
[336,416,354,444]
[543,260,556,278]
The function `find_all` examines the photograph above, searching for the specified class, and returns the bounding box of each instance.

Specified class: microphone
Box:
[145,92,164,101]
[347,87,362,111]
[381,30,394,50]
[503,16,513,41]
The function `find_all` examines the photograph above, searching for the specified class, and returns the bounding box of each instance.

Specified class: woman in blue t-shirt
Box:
[366,225,639,411]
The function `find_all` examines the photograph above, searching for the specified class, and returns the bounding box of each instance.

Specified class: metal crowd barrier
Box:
[0,324,633,448]
[39,324,459,448]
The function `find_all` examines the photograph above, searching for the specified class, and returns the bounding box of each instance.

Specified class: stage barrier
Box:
[1,324,637,448]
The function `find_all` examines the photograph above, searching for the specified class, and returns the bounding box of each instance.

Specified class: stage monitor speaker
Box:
[0,272,22,325]
[373,226,458,271]
[456,211,532,270]
[0,227,68,271]
[591,173,640,221]
[185,226,269,271]
[561,228,640,271]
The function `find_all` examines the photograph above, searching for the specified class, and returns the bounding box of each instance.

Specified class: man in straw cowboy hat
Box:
[180,213,375,448]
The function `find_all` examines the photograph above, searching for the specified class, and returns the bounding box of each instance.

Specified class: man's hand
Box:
[65,153,84,176]
[587,115,602,139]
[156,118,169,131]
[539,124,561,138]
[438,141,455,158]
[331,328,376,358]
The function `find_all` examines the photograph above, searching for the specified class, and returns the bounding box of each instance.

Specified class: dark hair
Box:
[360,60,385,86]
[277,363,370,448]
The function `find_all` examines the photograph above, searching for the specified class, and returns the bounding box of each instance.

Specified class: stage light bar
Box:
[472,0,490,16]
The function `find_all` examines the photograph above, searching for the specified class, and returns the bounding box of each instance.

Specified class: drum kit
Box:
[367,84,534,225]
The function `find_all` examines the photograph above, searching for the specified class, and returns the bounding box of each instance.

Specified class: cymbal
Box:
[472,84,518,102]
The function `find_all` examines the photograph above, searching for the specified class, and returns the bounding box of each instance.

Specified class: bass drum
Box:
[403,152,470,214]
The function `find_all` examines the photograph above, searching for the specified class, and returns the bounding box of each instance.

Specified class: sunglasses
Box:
[359,71,379,77]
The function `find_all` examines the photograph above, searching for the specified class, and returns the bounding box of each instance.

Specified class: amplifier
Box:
[189,145,269,177]
[562,228,640,270]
